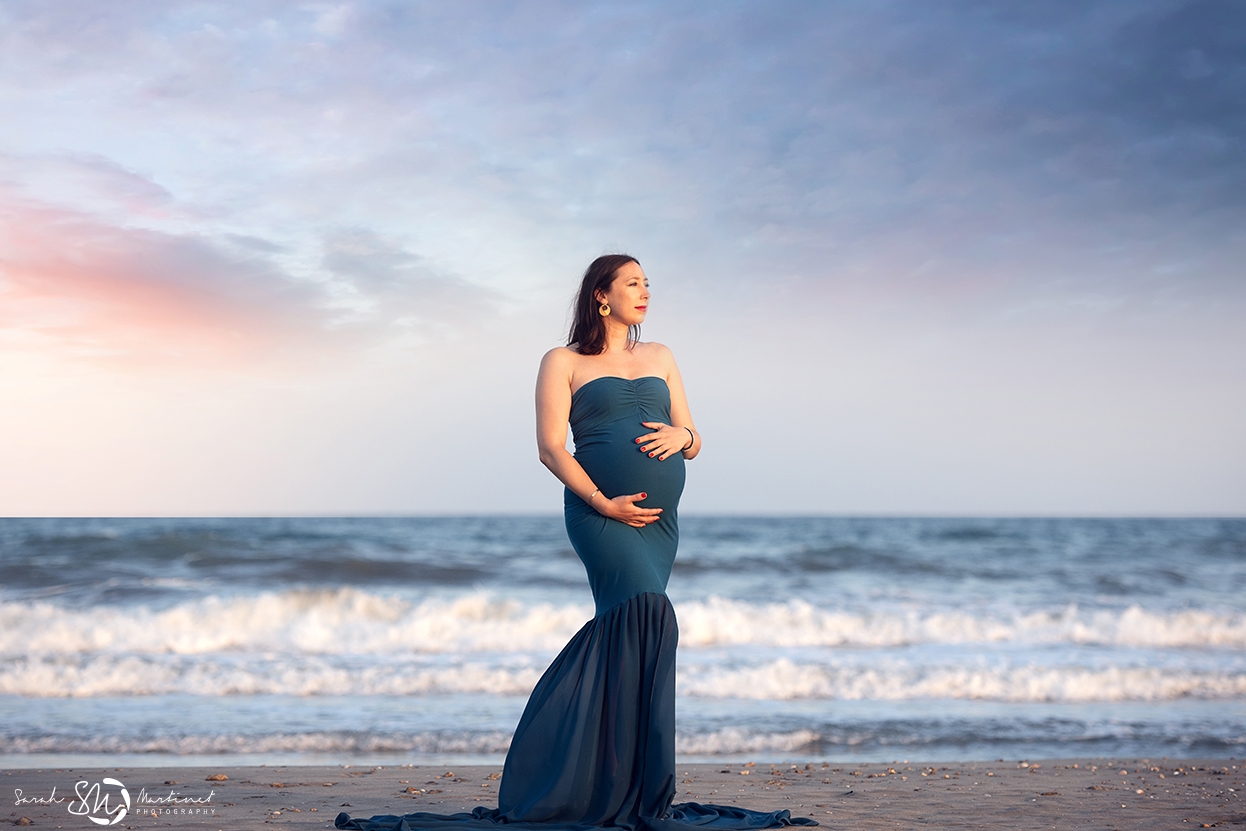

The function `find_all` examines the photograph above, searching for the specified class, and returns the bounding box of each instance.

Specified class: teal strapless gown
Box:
[337,377,814,831]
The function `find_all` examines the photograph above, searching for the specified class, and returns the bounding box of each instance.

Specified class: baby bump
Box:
[573,437,686,511]
[564,434,684,615]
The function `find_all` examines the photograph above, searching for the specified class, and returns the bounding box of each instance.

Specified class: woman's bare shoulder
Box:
[636,340,677,365]
[538,345,580,381]
[541,345,580,364]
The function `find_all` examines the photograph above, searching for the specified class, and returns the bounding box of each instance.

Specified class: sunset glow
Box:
[1,2,1242,515]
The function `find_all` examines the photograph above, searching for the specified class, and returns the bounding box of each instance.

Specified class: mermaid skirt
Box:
[335,592,813,831]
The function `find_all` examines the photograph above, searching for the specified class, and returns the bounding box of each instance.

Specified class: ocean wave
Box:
[2,590,1244,655]
[0,654,544,697]
[0,590,591,655]
[675,729,821,755]
[4,653,1244,702]
[6,723,1240,758]
[678,597,1246,649]
[679,660,1246,702]
[0,722,817,758]
[2,731,514,756]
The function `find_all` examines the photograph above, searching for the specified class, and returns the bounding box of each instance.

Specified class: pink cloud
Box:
[0,188,322,367]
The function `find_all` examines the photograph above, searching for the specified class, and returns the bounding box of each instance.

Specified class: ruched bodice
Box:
[564,376,685,615]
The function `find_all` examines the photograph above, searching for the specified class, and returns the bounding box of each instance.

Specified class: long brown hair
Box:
[567,254,640,355]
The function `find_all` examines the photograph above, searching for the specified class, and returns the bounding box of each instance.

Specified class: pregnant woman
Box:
[337,255,812,831]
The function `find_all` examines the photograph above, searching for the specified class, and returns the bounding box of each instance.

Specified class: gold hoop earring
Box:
[599,303,610,316]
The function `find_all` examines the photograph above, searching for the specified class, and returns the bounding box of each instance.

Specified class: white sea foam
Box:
[0,590,591,656]
[677,597,1246,649]
[678,659,1246,702]
[3,652,1243,702]
[2,732,515,756]
[2,591,1243,656]
[675,729,821,756]
[0,654,545,697]
[3,591,1244,703]
[0,729,843,756]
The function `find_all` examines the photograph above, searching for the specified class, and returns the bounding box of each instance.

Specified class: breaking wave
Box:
[3,652,1243,702]
[3,590,1244,655]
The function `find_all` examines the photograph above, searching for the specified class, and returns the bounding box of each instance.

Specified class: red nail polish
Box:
[649,452,655,457]
[640,493,647,499]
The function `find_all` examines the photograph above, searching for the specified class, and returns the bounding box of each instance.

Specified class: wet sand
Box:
[5,759,1242,830]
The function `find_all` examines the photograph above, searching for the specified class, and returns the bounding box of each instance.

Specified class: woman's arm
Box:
[635,343,701,461]
[664,349,700,460]
[535,348,663,528]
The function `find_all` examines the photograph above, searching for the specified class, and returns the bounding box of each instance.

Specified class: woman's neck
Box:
[600,319,631,354]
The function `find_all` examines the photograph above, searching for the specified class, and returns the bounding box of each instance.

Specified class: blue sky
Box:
[0,1,1242,514]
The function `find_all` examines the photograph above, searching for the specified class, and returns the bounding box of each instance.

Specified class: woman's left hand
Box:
[636,422,691,461]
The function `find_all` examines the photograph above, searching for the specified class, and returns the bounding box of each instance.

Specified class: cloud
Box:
[0,152,177,220]
[0,188,503,366]
[0,188,320,363]
[0,0,1242,514]
[317,227,503,337]
[1,1,1242,335]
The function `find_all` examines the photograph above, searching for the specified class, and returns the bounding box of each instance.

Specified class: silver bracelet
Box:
[587,488,600,503]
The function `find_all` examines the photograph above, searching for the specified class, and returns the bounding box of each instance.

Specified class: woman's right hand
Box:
[599,492,662,527]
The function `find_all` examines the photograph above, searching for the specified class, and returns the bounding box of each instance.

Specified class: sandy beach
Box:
[5,759,1241,830]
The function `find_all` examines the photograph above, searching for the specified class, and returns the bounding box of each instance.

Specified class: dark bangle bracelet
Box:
[682,427,695,451]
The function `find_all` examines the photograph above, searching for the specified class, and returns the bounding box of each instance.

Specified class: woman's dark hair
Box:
[568,254,640,355]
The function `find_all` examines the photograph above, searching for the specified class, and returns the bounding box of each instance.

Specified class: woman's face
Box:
[597,261,650,326]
